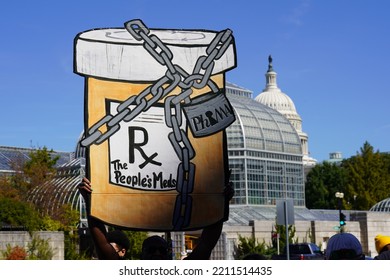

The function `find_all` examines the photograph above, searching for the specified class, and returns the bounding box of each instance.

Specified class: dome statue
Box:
[255,56,317,169]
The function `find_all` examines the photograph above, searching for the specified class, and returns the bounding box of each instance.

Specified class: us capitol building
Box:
[1,57,389,259]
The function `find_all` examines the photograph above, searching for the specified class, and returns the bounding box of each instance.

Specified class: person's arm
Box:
[79,177,119,260]
[185,182,234,260]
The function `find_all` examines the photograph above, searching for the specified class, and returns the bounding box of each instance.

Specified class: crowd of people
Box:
[324,232,390,260]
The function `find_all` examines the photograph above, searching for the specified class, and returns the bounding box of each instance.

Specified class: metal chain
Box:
[82,19,233,230]
[81,20,232,147]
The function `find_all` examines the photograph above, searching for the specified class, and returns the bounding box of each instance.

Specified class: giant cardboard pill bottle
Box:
[74,20,236,231]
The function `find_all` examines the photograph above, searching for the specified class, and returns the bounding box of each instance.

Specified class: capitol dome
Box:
[255,56,302,131]
[255,88,299,120]
[255,56,316,169]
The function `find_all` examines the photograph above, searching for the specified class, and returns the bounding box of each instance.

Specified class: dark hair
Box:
[107,230,130,251]
[141,235,169,259]
[328,249,365,260]
[142,236,168,250]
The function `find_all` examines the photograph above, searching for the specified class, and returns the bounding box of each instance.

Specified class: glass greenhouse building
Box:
[225,82,305,207]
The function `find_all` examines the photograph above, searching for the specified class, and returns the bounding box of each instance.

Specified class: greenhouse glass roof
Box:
[226,91,302,155]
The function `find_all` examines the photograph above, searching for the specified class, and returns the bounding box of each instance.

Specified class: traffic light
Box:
[339,212,346,227]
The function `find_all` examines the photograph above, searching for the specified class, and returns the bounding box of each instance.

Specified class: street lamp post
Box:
[335,192,344,233]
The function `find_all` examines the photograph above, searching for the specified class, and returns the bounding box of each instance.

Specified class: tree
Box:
[305,162,347,209]
[305,141,390,211]
[234,235,270,259]
[382,153,390,173]
[0,147,86,259]
[343,141,390,210]
[23,147,59,188]
[0,175,21,200]
[0,146,60,201]
[0,197,42,231]
[0,147,63,231]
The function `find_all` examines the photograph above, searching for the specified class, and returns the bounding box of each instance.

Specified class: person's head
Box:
[326,233,364,260]
[374,234,390,254]
[141,235,169,260]
[107,230,130,258]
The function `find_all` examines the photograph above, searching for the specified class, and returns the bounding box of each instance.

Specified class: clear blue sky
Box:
[0,0,389,162]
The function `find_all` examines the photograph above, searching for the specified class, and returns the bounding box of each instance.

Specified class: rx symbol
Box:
[128,127,162,169]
